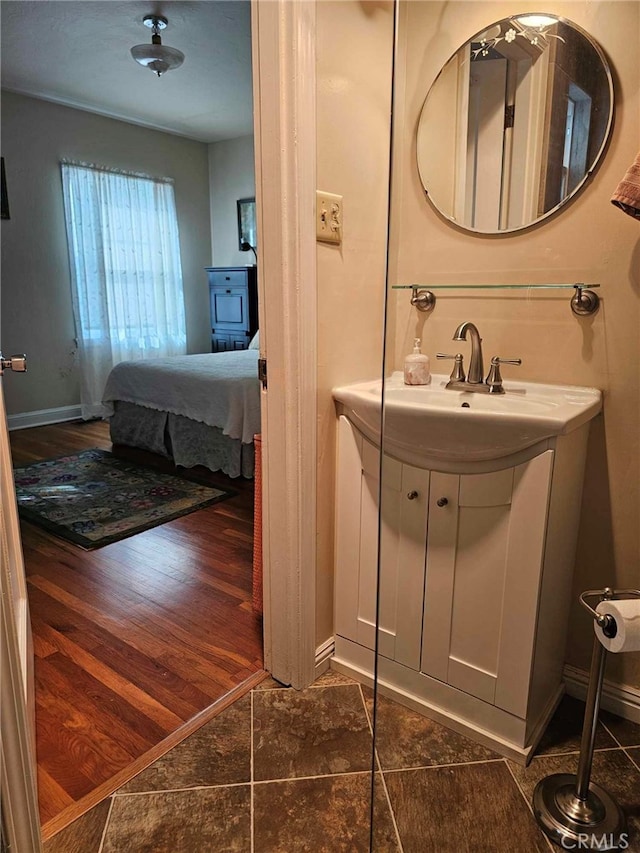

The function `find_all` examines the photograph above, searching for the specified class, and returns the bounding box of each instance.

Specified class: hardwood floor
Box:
[9,420,263,828]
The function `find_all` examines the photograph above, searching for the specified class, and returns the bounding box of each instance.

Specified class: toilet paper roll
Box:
[594,599,640,653]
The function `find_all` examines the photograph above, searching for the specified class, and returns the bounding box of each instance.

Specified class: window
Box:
[61,162,187,418]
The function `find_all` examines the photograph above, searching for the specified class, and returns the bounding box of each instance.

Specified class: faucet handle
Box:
[436,352,466,383]
[486,356,521,393]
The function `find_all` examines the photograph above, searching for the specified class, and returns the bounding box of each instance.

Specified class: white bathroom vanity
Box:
[332,373,602,764]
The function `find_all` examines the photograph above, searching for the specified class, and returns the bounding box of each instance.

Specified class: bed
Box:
[102,349,261,478]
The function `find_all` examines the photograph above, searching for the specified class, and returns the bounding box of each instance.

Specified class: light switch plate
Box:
[316,191,343,244]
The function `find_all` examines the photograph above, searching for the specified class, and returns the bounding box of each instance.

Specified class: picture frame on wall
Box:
[237,197,256,250]
[1,158,9,220]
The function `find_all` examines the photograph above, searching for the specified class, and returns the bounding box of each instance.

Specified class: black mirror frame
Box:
[237,197,256,251]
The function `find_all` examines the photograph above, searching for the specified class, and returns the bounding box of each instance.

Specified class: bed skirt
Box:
[109,401,255,479]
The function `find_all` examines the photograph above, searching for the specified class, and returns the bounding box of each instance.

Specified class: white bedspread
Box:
[103,350,261,444]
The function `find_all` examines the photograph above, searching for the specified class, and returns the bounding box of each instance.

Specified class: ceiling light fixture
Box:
[131,15,184,77]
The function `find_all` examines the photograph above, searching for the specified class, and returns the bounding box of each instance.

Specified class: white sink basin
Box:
[333,372,602,469]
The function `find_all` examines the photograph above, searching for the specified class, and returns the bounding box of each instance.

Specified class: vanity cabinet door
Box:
[421,451,553,716]
[334,416,429,668]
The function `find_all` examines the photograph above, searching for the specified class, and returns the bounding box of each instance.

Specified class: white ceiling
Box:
[0,0,253,143]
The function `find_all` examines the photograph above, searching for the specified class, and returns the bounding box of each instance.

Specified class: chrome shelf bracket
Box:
[570,285,600,316]
[410,286,436,314]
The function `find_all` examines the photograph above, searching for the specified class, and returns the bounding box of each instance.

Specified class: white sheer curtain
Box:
[61,162,187,419]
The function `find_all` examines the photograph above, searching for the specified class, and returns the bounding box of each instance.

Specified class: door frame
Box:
[1,572,42,853]
[0,376,42,852]
[251,0,317,689]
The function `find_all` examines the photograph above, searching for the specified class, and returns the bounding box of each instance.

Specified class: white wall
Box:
[316,0,395,645]
[389,1,640,690]
[0,93,212,418]
[208,134,256,266]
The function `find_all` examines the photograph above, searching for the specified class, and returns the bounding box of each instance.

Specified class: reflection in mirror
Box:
[416,14,614,233]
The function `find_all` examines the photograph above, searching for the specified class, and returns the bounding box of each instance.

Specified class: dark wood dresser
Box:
[206,266,258,352]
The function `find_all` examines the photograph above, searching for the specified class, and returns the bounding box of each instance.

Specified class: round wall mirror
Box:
[416,14,614,234]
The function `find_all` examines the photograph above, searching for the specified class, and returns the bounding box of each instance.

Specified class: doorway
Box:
[1,0,264,835]
[2,1,320,843]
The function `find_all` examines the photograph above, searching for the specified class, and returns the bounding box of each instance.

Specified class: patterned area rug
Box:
[13,449,233,549]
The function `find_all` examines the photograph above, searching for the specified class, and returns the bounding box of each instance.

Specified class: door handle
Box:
[0,353,27,373]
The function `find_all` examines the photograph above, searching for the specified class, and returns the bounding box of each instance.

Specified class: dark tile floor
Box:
[44,671,640,852]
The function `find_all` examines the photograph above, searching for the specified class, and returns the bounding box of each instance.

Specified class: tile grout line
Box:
[382,757,506,774]
[530,745,625,760]
[112,781,251,798]
[96,796,116,853]
[503,759,555,853]
[376,759,405,852]
[623,746,640,773]
[250,686,255,853]
[600,718,625,748]
[100,771,388,801]
[600,720,640,753]
[358,683,405,853]
[358,682,374,739]
[255,770,374,785]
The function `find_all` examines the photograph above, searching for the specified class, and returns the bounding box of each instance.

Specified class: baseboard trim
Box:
[314,636,335,679]
[8,405,83,431]
[564,664,640,724]
[327,648,640,728]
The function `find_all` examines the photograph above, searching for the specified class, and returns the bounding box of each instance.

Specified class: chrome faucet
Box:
[453,321,483,384]
[437,322,522,393]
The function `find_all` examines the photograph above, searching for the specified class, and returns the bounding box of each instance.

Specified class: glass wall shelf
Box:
[393,283,601,316]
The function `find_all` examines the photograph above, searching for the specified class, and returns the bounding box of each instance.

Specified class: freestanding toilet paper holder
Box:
[533,587,640,850]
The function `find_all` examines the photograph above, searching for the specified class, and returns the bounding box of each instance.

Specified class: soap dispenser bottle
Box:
[404,338,431,385]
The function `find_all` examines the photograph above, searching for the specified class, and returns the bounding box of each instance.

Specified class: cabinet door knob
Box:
[407,490,419,500]
[436,497,448,507]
